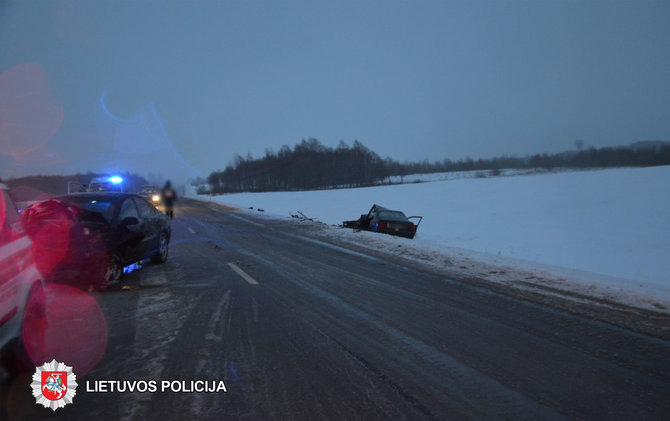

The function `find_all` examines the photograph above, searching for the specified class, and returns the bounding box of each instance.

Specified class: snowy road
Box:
[4,199,670,420]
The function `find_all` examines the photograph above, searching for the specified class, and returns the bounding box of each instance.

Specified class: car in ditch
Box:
[343,204,423,239]
[22,192,171,289]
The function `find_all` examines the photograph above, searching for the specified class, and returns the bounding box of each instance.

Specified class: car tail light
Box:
[409,223,415,231]
[377,222,388,229]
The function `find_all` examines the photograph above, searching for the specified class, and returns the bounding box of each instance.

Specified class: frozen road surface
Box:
[3,199,670,420]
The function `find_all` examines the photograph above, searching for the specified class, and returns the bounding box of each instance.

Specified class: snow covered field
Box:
[191,166,670,311]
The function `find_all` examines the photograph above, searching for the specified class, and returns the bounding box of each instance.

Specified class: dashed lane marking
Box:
[227,262,259,285]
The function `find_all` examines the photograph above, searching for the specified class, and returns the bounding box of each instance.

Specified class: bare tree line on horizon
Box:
[203,139,670,194]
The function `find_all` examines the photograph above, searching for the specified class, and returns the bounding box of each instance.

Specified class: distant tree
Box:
[205,140,670,193]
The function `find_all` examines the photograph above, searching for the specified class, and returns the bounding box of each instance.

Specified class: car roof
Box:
[371,204,391,213]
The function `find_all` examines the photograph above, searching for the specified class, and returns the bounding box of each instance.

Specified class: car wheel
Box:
[151,231,169,264]
[104,253,123,286]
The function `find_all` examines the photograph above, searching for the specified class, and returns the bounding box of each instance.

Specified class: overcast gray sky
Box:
[1,0,669,182]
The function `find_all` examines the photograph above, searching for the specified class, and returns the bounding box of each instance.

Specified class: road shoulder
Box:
[194,199,670,342]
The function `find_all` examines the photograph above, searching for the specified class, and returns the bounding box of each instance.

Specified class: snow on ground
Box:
[188,166,670,312]
[384,167,552,184]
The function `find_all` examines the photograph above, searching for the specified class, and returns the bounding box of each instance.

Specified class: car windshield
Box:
[64,197,116,223]
[377,211,408,222]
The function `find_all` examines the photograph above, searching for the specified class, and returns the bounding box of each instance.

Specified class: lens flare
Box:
[95,89,202,180]
[22,284,108,377]
[22,199,115,290]
[23,201,72,278]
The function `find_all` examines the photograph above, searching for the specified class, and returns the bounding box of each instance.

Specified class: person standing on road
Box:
[161,180,178,219]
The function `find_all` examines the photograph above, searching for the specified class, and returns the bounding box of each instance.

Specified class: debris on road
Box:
[290,211,314,221]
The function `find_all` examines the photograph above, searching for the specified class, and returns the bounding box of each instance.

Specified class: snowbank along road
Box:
[3,199,669,421]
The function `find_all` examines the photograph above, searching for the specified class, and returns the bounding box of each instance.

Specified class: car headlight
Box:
[152,195,160,202]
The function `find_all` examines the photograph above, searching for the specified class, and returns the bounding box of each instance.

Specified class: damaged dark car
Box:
[21,193,171,290]
[343,204,422,239]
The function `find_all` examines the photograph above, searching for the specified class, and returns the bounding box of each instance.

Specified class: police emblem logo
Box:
[41,371,67,400]
[31,359,78,411]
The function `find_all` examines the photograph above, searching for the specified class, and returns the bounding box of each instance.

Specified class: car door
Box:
[116,197,145,262]
[133,197,161,258]
[0,189,42,347]
[368,209,379,230]
[0,190,24,327]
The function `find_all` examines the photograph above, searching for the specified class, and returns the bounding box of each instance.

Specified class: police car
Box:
[88,176,125,192]
[68,175,126,194]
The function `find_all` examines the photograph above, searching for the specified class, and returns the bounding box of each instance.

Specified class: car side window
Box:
[119,198,139,221]
[0,191,23,244]
[1,191,17,242]
[133,197,154,218]
[1,191,19,226]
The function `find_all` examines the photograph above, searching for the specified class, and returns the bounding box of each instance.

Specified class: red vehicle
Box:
[0,183,45,373]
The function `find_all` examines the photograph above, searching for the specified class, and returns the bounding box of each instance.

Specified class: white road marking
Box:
[187,227,196,234]
[227,262,259,285]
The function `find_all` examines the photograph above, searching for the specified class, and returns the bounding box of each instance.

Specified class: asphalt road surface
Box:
[2,199,669,420]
